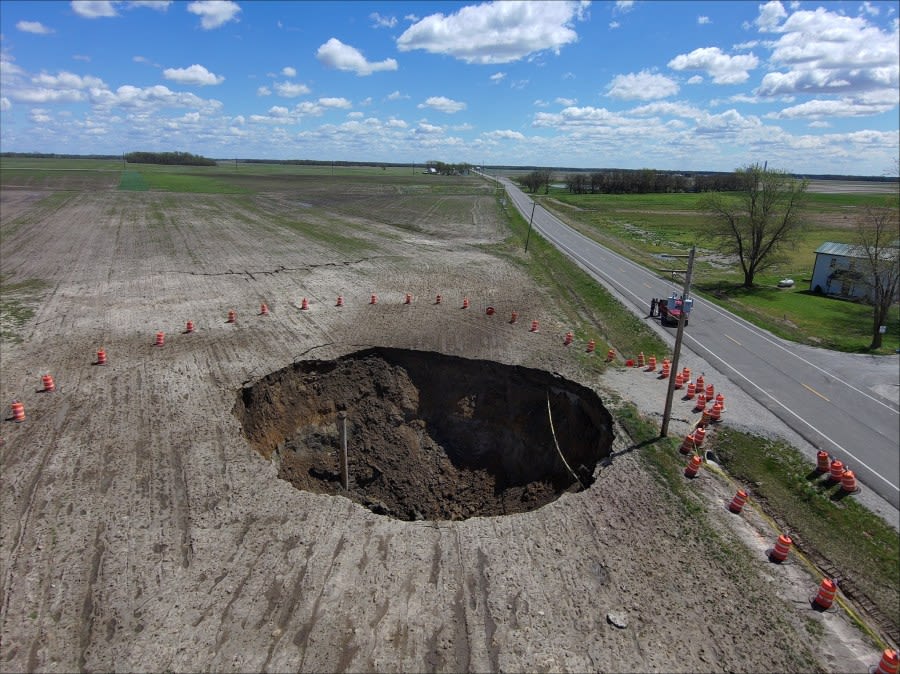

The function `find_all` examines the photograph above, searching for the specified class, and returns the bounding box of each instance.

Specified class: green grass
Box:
[713,426,900,639]
[118,170,149,191]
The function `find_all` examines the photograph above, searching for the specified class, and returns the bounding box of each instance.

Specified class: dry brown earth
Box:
[0,183,891,673]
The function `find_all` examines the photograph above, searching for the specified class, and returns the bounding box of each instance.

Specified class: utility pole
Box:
[525,200,536,253]
[660,246,695,437]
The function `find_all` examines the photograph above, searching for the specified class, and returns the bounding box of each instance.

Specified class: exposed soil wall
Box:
[235,348,613,520]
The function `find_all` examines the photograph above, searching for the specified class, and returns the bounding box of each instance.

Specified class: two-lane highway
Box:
[497,176,900,510]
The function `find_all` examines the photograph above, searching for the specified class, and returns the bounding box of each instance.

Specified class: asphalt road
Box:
[496,176,900,510]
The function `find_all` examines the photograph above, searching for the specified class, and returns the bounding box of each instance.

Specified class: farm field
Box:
[0,160,894,672]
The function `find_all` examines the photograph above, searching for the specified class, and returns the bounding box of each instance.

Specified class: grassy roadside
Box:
[712,427,899,642]
[489,186,667,364]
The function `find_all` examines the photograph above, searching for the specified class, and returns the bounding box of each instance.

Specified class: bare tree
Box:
[700,163,808,287]
[853,200,900,349]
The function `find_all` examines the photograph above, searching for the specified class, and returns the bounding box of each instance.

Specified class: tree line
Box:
[124,151,215,166]
[560,169,744,194]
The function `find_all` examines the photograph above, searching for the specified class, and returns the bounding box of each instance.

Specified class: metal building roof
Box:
[815,241,863,257]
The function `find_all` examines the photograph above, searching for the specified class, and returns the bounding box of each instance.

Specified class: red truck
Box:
[658,293,693,327]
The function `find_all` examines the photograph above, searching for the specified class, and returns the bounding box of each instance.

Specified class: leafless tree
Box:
[700,163,808,287]
[853,199,900,349]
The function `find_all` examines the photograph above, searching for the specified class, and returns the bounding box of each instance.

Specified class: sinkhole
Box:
[234,347,613,521]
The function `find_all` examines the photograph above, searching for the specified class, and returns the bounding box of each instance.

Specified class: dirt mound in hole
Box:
[234,348,613,521]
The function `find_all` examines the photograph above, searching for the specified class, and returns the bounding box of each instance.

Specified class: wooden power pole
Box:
[660,246,695,437]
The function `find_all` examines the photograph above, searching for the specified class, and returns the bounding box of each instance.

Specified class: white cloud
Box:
[316,38,398,76]
[533,99,549,107]
[755,5,899,97]
[860,2,879,17]
[274,81,311,97]
[483,129,525,140]
[556,97,577,105]
[686,75,703,85]
[769,96,898,119]
[129,1,172,10]
[606,70,679,100]
[697,16,711,25]
[387,91,408,100]
[490,72,507,82]
[0,97,11,111]
[418,96,466,113]
[397,0,586,64]
[319,97,352,108]
[755,1,788,31]
[370,12,397,28]
[414,122,444,135]
[163,64,224,86]
[282,66,296,77]
[614,1,634,14]
[609,21,620,30]
[71,1,118,18]
[30,108,52,123]
[668,47,759,84]
[17,21,54,34]
[186,1,241,30]
[257,86,271,96]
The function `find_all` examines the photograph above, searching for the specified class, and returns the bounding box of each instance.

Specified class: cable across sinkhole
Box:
[234,347,613,521]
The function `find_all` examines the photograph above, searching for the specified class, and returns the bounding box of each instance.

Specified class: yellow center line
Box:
[725,334,741,346]
[803,383,830,402]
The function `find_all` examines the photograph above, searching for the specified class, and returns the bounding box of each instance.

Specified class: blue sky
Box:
[1,0,898,175]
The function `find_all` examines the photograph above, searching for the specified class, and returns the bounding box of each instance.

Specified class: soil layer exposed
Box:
[235,348,613,520]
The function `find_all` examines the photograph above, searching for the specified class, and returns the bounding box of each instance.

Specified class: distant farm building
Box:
[810,241,899,301]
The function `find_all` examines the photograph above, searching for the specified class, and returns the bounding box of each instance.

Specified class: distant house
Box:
[810,241,898,301]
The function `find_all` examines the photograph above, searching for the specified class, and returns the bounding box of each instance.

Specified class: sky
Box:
[0,0,898,176]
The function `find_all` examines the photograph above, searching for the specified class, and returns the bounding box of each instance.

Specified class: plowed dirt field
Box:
[0,176,889,673]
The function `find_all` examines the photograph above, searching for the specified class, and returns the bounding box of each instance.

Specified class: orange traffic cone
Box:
[684,454,702,478]
[96,348,107,365]
[42,374,55,392]
[336,295,344,307]
[829,459,844,483]
[728,489,748,514]
[510,311,518,323]
[563,332,573,346]
[10,401,25,423]
[530,320,539,332]
[769,534,792,562]
[873,649,899,674]
[586,339,596,353]
[227,309,236,323]
[154,331,165,347]
[260,303,269,315]
[811,578,836,609]
[301,297,309,310]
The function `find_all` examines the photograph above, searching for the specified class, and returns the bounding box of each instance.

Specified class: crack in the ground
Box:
[163,257,388,281]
